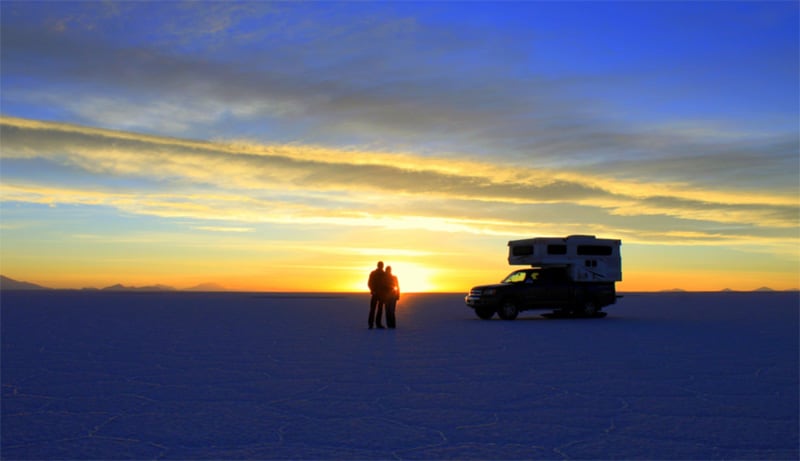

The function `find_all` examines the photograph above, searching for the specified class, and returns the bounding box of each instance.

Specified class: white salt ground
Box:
[2,290,798,460]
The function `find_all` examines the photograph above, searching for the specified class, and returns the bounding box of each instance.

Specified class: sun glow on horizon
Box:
[347,262,439,294]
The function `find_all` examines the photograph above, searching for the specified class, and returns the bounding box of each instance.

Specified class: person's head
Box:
[377,261,384,270]
[385,266,392,275]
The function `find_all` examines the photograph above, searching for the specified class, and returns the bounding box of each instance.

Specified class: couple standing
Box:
[367,261,400,329]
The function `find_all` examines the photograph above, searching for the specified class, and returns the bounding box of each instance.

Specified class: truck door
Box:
[521,269,547,308]
[540,268,571,308]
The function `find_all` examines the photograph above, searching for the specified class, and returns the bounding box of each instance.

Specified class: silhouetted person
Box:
[368,261,386,329]
[384,266,400,329]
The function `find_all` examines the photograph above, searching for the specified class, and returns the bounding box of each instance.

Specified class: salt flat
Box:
[2,291,798,460]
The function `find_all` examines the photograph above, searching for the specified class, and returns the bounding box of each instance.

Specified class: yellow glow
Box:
[2,116,798,293]
[3,116,797,213]
[347,262,438,293]
[5,254,799,293]
[618,269,800,292]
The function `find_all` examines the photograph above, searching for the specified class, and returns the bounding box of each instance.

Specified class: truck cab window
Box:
[503,270,536,283]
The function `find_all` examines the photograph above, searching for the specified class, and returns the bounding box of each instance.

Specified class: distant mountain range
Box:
[0,275,227,292]
[0,275,50,290]
[98,283,177,292]
[647,286,792,293]
[722,287,777,293]
[185,282,227,291]
[1,275,797,293]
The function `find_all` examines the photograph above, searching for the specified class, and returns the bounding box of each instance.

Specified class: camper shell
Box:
[507,235,622,283]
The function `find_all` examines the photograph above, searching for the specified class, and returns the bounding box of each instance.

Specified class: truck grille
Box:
[469,288,482,297]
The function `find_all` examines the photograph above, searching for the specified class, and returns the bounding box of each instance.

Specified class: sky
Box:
[0,1,798,292]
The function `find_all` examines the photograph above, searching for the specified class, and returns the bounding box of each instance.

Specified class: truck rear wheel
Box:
[475,307,495,320]
[580,301,599,317]
[497,300,519,320]
[575,301,606,318]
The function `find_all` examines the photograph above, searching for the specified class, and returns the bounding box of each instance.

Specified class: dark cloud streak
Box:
[1,3,797,198]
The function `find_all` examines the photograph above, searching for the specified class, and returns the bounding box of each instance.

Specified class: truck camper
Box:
[465,235,622,320]
[507,235,622,282]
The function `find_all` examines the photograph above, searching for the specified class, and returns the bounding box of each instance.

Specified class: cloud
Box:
[1,116,797,254]
[192,226,255,233]
[3,3,795,200]
[0,117,605,204]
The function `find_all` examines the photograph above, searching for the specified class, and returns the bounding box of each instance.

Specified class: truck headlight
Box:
[483,288,496,296]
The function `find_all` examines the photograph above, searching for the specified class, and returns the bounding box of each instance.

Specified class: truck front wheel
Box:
[475,307,495,320]
[497,300,519,320]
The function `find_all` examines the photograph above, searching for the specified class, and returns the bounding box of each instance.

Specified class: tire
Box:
[475,307,495,320]
[497,300,519,320]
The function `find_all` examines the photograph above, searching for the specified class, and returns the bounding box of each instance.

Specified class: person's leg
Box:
[387,301,396,328]
[368,295,378,328]
[376,299,385,328]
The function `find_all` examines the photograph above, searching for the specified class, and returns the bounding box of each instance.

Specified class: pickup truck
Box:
[464,266,617,320]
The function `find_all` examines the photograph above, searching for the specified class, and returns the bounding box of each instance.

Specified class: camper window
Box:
[577,245,613,256]
[547,244,567,255]
[511,245,533,256]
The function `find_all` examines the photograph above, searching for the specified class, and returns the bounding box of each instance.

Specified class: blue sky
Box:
[1,1,798,291]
